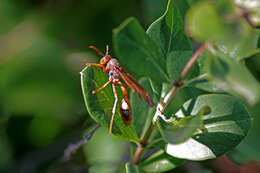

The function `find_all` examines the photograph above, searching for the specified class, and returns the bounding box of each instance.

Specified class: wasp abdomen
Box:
[120,98,132,126]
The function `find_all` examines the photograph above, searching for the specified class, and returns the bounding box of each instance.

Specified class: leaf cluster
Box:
[81,0,260,172]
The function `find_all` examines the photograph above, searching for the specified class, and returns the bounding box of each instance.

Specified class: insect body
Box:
[86,45,154,133]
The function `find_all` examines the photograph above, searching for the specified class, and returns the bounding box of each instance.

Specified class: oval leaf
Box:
[147,0,199,80]
[166,94,251,160]
[113,17,169,83]
[81,66,138,141]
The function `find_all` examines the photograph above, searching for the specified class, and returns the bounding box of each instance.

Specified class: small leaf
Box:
[157,112,203,144]
[147,0,199,80]
[139,150,185,172]
[113,17,169,83]
[126,163,144,173]
[166,94,251,161]
[164,84,210,117]
[207,54,260,105]
[81,66,138,141]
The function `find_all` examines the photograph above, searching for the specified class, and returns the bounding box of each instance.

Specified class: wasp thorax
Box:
[106,58,119,68]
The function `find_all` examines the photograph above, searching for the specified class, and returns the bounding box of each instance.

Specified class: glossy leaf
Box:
[166,94,251,160]
[81,66,138,141]
[113,17,169,83]
[147,0,199,80]
[126,163,144,173]
[207,54,260,105]
[228,102,260,163]
[139,150,185,172]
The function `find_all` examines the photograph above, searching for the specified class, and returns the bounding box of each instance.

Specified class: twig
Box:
[131,43,207,164]
[63,124,101,161]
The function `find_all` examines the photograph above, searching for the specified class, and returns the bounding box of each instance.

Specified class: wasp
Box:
[86,45,154,133]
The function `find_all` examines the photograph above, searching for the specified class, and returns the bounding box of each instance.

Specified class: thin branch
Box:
[63,124,101,161]
[131,43,207,164]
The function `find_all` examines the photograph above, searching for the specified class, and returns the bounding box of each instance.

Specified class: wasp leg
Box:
[86,63,107,72]
[110,83,118,133]
[117,81,128,96]
[117,81,132,126]
[92,78,112,94]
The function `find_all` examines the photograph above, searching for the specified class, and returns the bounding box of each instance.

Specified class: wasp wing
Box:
[118,67,154,107]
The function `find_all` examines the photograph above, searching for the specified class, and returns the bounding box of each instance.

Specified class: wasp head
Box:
[100,55,112,65]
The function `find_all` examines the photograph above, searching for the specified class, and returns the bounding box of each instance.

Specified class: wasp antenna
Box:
[106,45,109,56]
[89,45,105,57]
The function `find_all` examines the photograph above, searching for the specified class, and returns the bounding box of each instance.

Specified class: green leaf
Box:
[126,163,144,173]
[157,110,203,144]
[152,85,210,146]
[164,84,210,117]
[207,54,260,105]
[214,29,260,61]
[81,66,138,141]
[147,0,199,80]
[186,0,260,60]
[130,78,157,138]
[228,103,260,163]
[186,1,226,42]
[83,127,126,173]
[139,150,185,172]
[113,17,169,83]
[147,0,191,52]
[166,94,251,161]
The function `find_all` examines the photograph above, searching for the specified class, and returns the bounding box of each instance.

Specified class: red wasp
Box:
[86,45,154,133]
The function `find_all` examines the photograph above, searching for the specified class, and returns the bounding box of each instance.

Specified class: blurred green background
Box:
[0,0,259,173]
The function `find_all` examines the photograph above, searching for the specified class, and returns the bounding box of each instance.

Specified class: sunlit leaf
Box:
[166,94,251,160]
